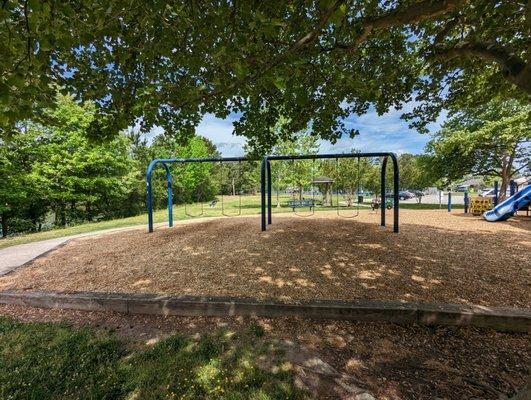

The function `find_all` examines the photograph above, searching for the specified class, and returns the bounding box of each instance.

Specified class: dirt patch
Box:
[0,303,528,400]
[1,210,529,308]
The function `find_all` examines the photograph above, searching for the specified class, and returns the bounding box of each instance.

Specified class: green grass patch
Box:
[0,316,307,400]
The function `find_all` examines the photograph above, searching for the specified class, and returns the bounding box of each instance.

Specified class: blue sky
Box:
[153,100,446,156]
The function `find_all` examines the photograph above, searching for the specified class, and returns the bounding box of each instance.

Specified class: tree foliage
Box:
[0,93,229,237]
[271,130,319,200]
[398,154,436,191]
[424,100,531,197]
[1,1,529,150]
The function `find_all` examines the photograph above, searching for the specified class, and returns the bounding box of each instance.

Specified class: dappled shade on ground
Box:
[1,210,529,308]
[0,313,306,400]
[0,303,528,400]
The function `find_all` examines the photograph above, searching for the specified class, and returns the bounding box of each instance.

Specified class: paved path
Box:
[0,225,149,276]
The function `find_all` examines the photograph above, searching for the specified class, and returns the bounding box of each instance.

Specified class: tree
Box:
[27,94,133,226]
[0,137,31,237]
[398,153,436,203]
[218,162,260,196]
[150,135,219,206]
[425,100,531,199]
[271,131,320,202]
[320,153,378,206]
[1,1,528,150]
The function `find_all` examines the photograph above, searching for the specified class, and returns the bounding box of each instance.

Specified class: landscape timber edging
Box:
[0,290,529,333]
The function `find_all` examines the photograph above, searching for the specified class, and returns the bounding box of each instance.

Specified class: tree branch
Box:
[24,0,31,60]
[434,16,460,45]
[293,0,344,49]
[432,41,531,93]
[333,0,466,52]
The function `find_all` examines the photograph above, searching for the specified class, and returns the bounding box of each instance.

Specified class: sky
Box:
[152,101,447,157]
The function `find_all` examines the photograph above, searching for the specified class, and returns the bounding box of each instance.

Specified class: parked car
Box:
[398,190,415,200]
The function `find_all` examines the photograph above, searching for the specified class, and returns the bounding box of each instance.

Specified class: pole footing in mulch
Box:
[0,290,528,333]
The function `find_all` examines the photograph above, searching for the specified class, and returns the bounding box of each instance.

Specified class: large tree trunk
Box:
[323,184,332,207]
[0,212,8,238]
[499,152,515,201]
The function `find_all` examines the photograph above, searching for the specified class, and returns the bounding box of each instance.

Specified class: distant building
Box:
[455,178,483,192]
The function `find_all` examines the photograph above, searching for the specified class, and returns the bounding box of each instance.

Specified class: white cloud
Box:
[196,114,244,144]
[146,101,445,156]
[330,101,444,155]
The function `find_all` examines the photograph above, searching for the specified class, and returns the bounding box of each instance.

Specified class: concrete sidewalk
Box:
[0,225,148,276]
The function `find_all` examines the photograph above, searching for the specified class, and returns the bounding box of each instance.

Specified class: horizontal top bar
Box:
[150,156,254,164]
[150,152,396,166]
[265,152,396,161]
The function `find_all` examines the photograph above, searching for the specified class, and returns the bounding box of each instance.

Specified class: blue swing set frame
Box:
[146,152,399,233]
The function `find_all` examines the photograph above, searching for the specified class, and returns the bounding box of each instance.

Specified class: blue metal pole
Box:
[447,190,452,212]
[390,153,399,233]
[380,156,387,227]
[510,180,516,196]
[494,181,499,206]
[464,191,469,213]
[261,158,267,231]
[146,160,157,233]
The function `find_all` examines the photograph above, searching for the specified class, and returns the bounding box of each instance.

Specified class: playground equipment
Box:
[219,161,243,217]
[184,185,205,218]
[146,152,399,233]
[470,197,493,216]
[288,159,317,217]
[146,156,250,232]
[483,185,531,222]
[261,152,399,232]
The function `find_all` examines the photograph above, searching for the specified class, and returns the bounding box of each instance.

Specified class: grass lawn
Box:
[0,316,306,400]
[0,194,462,249]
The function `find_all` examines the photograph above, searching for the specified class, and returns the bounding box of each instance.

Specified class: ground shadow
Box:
[1,213,529,309]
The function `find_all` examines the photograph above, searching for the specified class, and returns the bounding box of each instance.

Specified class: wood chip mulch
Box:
[0,210,529,308]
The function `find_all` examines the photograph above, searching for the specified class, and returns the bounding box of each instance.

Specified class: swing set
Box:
[146,152,399,233]
[182,161,243,218]
[146,157,249,232]
[260,153,399,232]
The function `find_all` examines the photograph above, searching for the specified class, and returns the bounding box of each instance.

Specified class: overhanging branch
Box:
[433,41,531,93]
[333,0,466,52]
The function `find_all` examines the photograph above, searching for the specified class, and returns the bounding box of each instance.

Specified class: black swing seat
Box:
[287,199,315,210]
[209,200,218,208]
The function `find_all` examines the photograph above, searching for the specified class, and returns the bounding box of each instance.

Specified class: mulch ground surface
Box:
[0,303,528,400]
[1,210,529,308]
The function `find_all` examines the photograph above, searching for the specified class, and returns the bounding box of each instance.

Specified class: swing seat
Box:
[287,199,315,210]
[209,200,218,208]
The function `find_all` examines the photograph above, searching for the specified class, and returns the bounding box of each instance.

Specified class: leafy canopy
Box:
[1,0,529,151]
[425,100,531,194]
